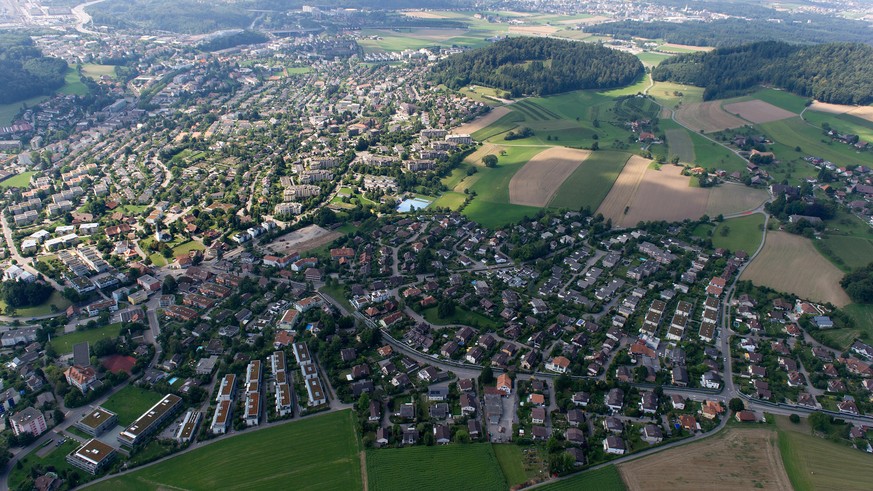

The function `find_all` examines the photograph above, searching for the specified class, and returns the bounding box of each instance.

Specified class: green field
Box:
[493,444,538,487]
[803,110,873,145]
[100,386,164,426]
[88,410,362,491]
[688,129,748,172]
[649,81,705,107]
[422,306,499,329]
[1,290,71,318]
[712,214,765,254]
[724,88,809,114]
[431,191,467,211]
[817,235,873,271]
[636,52,672,67]
[550,151,631,211]
[537,465,627,490]
[0,171,35,188]
[471,111,526,141]
[0,94,49,125]
[59,68,89,96]
[81,63,118,80]
[50,323,124,354]
[777,417,873,491]
[760,117,873,171]
[367,444,507,491]
[8,439,81,489]
[461,145,543,227]
[172,240,205,256]
[819,303,873,349]
[664,128,695,163]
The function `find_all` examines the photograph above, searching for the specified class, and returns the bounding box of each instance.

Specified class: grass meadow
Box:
[549,151,631,211]
[367,443,507,491]
[712,214,765,254]
[101,386,165,426]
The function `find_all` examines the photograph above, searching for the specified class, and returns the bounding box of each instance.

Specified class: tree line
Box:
[0,32,67,105]
[431,37,643,97]
[652,41,873,105]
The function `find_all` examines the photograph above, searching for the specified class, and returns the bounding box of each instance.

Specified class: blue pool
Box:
[397,197,432,212]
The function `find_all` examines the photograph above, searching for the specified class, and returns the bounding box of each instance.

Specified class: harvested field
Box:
[596,155,650,223]
[665,128,694,163]
[557,15,610,25]
[465,143,509,168]
[660,43,715,52]
[675,101,746,133]
[742,231,851,306]
[509,147,591,207]
[601,164,709,227]
[619,428,791,491]
[508,25,559,35]
[808,101,873,124]
[723,100,796,124]
[705,183,770,216]
[454,106,511,136]
[264,224,341,255]
[402,11,449,19]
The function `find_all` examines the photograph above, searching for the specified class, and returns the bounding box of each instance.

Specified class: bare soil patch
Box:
[675,101,746,133]
[509,147,591,207]
[705,183,770,216]
[808,101,873,124]
[508,25,559,36]
[402,11,449,19]
[742,231,851,306]
[453,106,511,136]
[601,164,709,227]
[596,155,650,223]
[661,43,715,52]
[263,224,341,255]
[557,15,610,25]
[723,100,796,124]
[619,428,791,491]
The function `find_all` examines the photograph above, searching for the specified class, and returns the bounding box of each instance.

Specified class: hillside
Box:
[0,32,68,105]
[432,37,644,97]
[652,41,873,105]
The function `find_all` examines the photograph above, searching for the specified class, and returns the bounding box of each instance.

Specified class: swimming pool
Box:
[397,197,432,212]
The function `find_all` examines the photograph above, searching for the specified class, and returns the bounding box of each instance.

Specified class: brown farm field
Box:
[675,101,746,133]
[508,25,559,35]
[596,155,650,223]
[808,101,873,124]
[509,147,591,207]
[454,107,511,135]
[619,428,791,491]
[401,11,450,19]
[723,100,796,124]
[741,231,851,306]
[600,164,709,227]
[705,183,770,216]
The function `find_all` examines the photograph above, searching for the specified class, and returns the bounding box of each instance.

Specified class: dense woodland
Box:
[587,16,873,47]
[652,41,873,105]
[431,38,643,97]
[0,33,68,105]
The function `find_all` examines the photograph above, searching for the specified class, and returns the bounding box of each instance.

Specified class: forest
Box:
[652,41,873,105]
[198,30,269,52]
[587,16,873,47]
[431,37,644,97]
[0,33,68,105]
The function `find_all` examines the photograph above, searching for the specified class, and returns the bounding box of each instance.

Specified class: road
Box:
[0,213,64,292]
[71,0,107,35]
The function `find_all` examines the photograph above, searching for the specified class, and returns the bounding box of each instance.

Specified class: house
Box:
[531,407,546,424]
[701,371,722,389]
[603,416,624,433]
[640,391,658,414]
[565,427,586,445]
[496,373,512,396]
[642,424,663,444]
[545,356,571,374]
[603,435,626,455]
[434,424,451,444]
[671,394,686,410]
[64,365,98,393]
[402,428,419,445]
[567,409,584,427]
[531,425,549,440]
[376,427,389,446]
[606,388,624,412]
[735,410,757,423]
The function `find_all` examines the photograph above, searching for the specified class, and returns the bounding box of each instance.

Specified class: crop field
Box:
[458,106,513,136]
[619,428,791,491]
[462,144,545,227]
[807,101,873,124]
[595,155,650,223]
[601,164,709,227]
[539,466,626,490]
[817,235,873,271]
[741,231,851,306]
[49,322,124,354]
[367,444,507,491]
[658,43,715,53]
[759,117,873,169]
[675,101,746,133]
[509,147,591,207]
[664,128,695,162]
[723,100,796,124]
[776,417,873,491]
[705,183,769,216]
[101,386,165,426]
[712,213,765,254]
[550,151,631,211]
[88,410,362,491]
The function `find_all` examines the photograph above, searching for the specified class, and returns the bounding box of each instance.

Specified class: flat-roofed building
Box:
[66,439,116,475]
[175,410,201,443]
[76,407,117,436]
[276,383,294,417]
[216,374,236,402]
[306,378,327,406]
[211,399,232,434]
[117,394,183,447]
[244,392,260,426]
[292,342,312,365]
[271,351,286,374]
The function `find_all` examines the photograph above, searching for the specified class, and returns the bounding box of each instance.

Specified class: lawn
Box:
[0,171,35,188]
[777,416,873,491]
[320,284,354,313]
[8,439,81,490]
[421,306,500,330]
[538,465,626,490]
[122,204,148,214]
[88,410,361,491]
[81,63,118,80]
[712,214,765,254]
[172,240,205,256]
[49,323,124,355]
[1,290,71,318]
[367,443,506,491]
[431,191,467,211]
[493,444,538,487]
[549,151,631,211]
[99,386,164,426]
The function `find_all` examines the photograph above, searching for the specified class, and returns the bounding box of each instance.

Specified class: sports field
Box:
[49,322,124,354]
[367,444,507,491]
[509,147,591,207]
[100,386,165,426]
[741,231,851,306]
[87,410,362,491]
[712,213,765,254]
[538,466,626,490]
[776,416,873,491]
[550,151,631,211]
[619,428,791,491]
